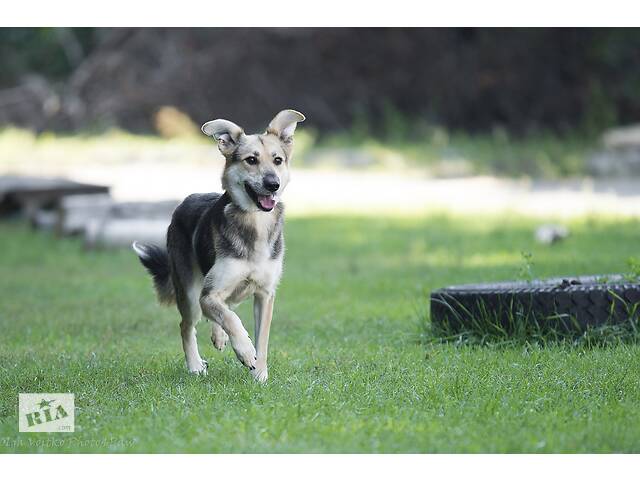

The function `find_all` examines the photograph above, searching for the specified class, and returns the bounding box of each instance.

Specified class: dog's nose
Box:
[263,174,280,192]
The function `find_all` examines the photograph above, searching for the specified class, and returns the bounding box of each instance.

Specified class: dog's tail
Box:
[132,241,175,305]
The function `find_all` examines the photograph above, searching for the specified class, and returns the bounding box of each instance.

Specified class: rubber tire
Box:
[430,275,640,333]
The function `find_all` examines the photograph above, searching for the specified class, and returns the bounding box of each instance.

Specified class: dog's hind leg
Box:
[210,321,229,351]
[168,224,208,375]
[176,283,208,375]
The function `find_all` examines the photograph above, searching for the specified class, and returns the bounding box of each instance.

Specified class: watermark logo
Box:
[18,393,75,433]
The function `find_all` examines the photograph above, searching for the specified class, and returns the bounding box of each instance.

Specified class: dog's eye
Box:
[244,156,258,165]
[273,157,283,166]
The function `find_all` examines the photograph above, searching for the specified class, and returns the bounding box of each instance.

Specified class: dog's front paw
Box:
[188,358,208,376]
[251,364,268,383]
[230,334,257,370]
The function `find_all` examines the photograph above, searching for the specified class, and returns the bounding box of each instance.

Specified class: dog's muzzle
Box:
[244,182,277,211]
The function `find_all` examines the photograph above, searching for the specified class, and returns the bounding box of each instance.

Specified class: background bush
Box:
[1,28,639,135]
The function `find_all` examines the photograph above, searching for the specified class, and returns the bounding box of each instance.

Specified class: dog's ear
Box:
[201,119,245,156]
[267,109,306,145]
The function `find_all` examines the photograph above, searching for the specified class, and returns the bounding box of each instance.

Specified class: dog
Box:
[133,109,305,382]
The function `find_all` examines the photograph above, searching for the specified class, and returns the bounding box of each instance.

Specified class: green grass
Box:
[0,125,593,178]
[1,213,640,453]
[314,124,593,178]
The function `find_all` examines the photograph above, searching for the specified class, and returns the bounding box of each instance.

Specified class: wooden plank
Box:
[0,175,110,216]
[84,218,170,249]
[56,196,179,236]
[57,194,114,235]
[110,200,179,219]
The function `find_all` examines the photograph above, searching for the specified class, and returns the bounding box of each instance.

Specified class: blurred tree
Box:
[0,28,639,135]
[0,28,97,86]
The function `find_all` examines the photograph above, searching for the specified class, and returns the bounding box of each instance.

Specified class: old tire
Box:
[430,275,640,334]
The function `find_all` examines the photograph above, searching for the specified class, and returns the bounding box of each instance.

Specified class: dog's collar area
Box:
[244,182,276,212]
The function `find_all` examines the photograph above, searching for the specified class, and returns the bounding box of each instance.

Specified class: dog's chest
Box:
[224,246,282,304]
[246,217,282,286]
[214,209,284,303]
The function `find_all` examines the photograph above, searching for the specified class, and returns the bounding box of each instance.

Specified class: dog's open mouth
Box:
[244,183,276,212]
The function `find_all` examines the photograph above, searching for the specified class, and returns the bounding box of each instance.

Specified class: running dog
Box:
[133,109,305,382]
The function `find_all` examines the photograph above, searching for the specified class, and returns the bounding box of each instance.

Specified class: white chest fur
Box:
[213,253,282,306]
[245,212,283,293]
[205,210,283,306]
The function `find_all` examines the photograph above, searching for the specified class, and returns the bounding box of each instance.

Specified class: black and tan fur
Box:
[133,109,305,382]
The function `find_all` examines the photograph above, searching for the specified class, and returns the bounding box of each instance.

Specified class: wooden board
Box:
[84,218,170,249]
[0,175,110,216]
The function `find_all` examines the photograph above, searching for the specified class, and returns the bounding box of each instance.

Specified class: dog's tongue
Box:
[258,195,276,210]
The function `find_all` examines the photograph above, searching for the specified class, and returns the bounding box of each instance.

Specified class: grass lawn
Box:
[0,126,592,178]
[1,213,640,453]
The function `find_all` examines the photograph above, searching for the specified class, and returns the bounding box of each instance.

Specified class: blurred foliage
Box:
[0,28,97,86]
[314,108,592,178]
[1,28,640,137]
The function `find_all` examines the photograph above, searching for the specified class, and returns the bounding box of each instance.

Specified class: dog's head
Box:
[202,109,305,213]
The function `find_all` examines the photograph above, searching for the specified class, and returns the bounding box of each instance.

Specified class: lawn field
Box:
[1,213,640,453]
